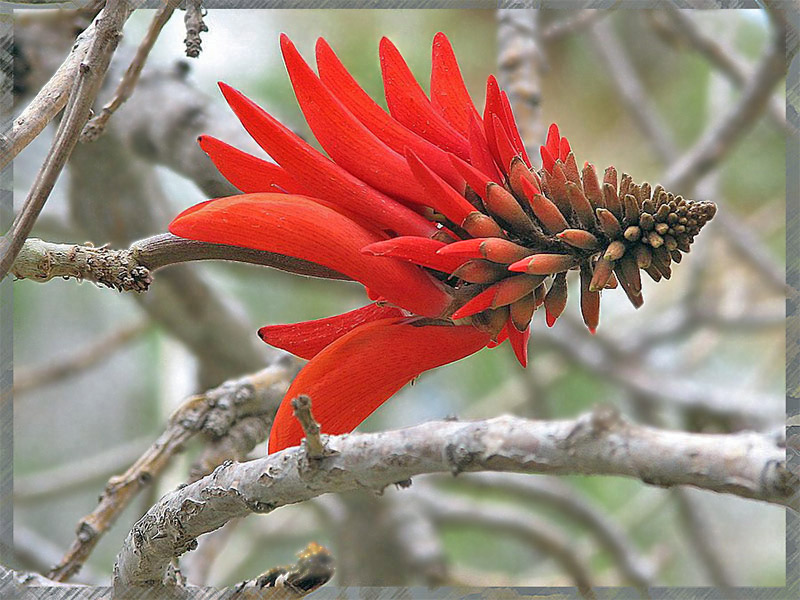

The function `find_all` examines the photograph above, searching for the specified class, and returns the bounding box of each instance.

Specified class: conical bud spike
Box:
[509,293,536,331]
[485,183,536,235]
[671,250,683,263]
[634,244,652,269]
[563,152,581,185]
[619,173,632,199]
[557,228,600,250]
[509,156,540,199]
[603,166,618,191]
[534,282,546,308]
[544,271,568,326]
[589,257,614,292]
[545,162,573,217]
[565,181,597,228]
[602,182,623,219]
[491,274,544,308]
[510,293,537,332]
[451,259,509,283]
[596,208,622,238]
[613,262,644,308]
[618,253,642,295]
[527,188,569,234]
[581,162,604,208]
[508,253,579,275]
[623,194,640,225]
[643,263,662,282]
[480,238,534,264]
[603,240,626,261]
[461,211,505,238]
[580,265,601,334]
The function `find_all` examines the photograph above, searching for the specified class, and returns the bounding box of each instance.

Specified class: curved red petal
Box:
[315,38,463,189]
[169,193,452,318]
[380,37,470,159]
[362,237,469,273]
[507,321,530,367]
[449,153,492,200]
[218,82,435,238]
[545,123,561,158]
[198,135,308,195]
[559,136,572,162]
[268,318,490,453]
[499,90,531,167]
[430,32,482,135]
[490,113,519,173]
[281,35,430,206]
[468,114,503,183]
[540,145,556,175]
[405,148,474,225]
[258,303,403,360]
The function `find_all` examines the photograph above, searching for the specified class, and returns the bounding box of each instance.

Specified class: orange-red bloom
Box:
[169,33,715,454]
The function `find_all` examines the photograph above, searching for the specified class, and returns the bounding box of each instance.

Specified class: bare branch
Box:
[10,234,349,291]
[291,395,325,459]
[662,18,788,192]
[183,0,208,59]
[588,19,678,163]
[456,473,654,589]
[659,7,789,135]
[497,8,544,156]
[0,0,133,281]
[48,359,297,583]
[81,0,180,142]
[13,319,150,394]
[541,9,608,43]
[113,409,795,588]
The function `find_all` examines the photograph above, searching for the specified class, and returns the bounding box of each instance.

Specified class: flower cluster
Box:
[169,34,715,453]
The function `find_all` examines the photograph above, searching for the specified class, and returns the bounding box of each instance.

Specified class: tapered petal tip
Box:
[545,310,556,328]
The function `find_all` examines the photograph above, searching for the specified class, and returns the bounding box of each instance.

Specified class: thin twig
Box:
[497,8,544,157]
[11,234,349,291]
[659,6,789,135]
[291,395,325,459]
[13,319,150,394]
[413,486,596,597]
[47,360,297,583]
[541,9,609,43]
[589,18,678,163]
[0,0,133,281]
[113,409,796,588]
[183,0,208,58]
[662,17,788,192]
[81,0,180,142]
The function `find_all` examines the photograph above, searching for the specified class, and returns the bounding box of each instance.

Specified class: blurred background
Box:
[10,6,786,590]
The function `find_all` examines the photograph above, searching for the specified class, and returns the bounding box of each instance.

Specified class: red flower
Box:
[169,33,715,454]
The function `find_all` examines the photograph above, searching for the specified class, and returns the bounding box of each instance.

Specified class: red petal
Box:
[468,114,503,183]
[281,35,429,206]
[449,153,492,200]
[430,32,482,135]
[169,194,452,318]
[490,113,519,174]
[258,303,404,360]
[362,237,468,273]
[507,322,530,367]
[218,82,435,237]
[198,135,308,195]
[545,123,561,158]
[487,325,509,348]
[316,39,463,190]
[499,90,531,167]
[380,37,470,159]
[540,145,556,174]
[268,318,490,453]
[559,136,572,162]
[451,286,497,319]
[405,148,475,225]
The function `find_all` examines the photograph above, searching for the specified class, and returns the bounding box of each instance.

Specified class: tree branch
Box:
[48,358,298,582]
[81,0,180,142]
[10,234,349,292]
[113,408,796,588]
[0,0,133,280]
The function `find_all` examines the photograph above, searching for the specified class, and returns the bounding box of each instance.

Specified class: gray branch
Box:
[113,408,795,588]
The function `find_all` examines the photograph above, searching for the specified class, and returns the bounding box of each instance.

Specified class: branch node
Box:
[291,395,327,460]
[183,0,208,58]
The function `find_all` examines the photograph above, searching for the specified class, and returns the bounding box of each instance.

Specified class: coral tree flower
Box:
[169,33,716,454]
